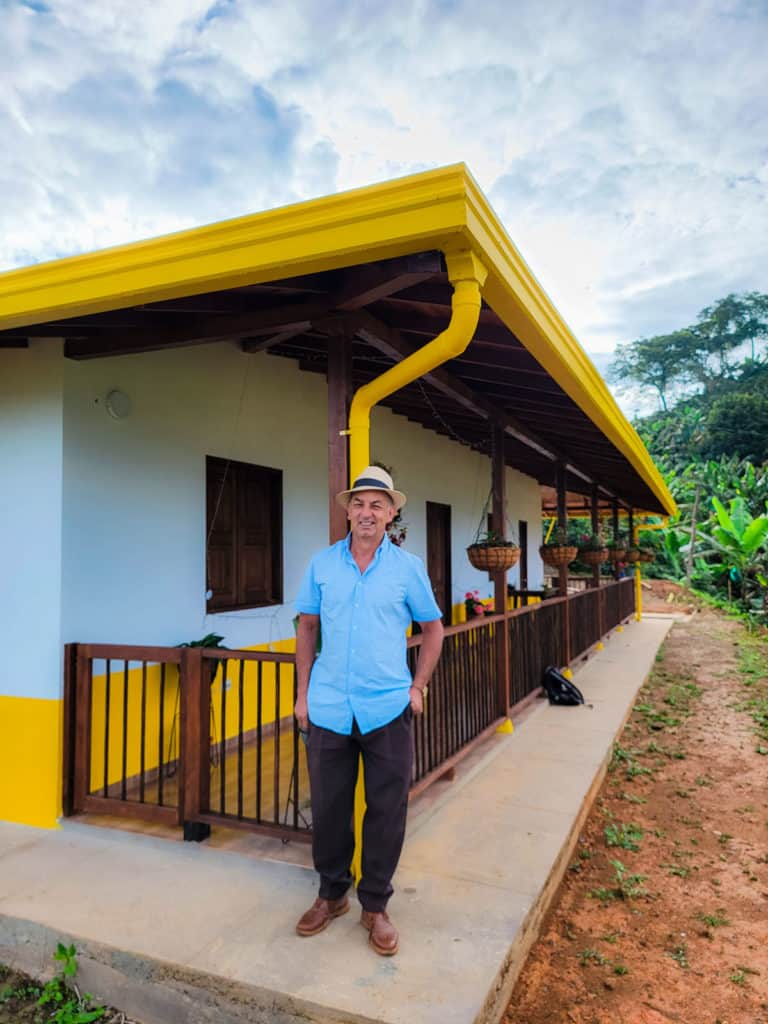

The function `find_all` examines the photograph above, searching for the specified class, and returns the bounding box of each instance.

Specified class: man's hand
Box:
[295,613,319,733]
[294,694,309,731]
[409,686,425,715]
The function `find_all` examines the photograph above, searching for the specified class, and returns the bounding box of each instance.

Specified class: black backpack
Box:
[542,665,585,706]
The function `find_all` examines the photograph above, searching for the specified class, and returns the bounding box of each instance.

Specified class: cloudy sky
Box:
[2,0,766,372]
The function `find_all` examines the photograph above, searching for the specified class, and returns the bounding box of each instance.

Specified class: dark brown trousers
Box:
[307,707,413,912]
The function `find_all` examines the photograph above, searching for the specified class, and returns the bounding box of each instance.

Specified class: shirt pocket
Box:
[317,578,350,622]
[365,577,407,616]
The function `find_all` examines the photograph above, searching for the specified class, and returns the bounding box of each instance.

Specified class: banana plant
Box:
[695,497,768,605]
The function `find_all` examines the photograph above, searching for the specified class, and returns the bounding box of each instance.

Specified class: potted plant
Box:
[625,546,642,563]
[466,528,521,572]
[578,533,608,566]
[539,527,578,568]
[638,547,656,563]
[464,590,495,619]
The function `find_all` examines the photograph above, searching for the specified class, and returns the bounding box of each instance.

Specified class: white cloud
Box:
[0,0,765,359]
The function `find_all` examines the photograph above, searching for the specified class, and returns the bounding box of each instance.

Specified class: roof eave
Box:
[0,163,676,517]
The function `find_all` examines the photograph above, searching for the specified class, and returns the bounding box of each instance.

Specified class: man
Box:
[293,465,444,956]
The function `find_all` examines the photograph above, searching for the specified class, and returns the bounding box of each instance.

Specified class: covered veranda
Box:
[0,163,675,841]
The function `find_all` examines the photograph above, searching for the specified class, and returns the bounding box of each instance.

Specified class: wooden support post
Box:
[491,425,511,716]
[590,484,604,644]
[327,332,353,544]
[181,646,211,838]
[556,463,568,598]
[612,498,621,581]
[62,643,78,817]
[556,463,571,669]
[72,644,91,815]
[590,482,601,590]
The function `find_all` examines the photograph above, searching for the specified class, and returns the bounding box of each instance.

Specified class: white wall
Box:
[0,341,64,699]
[60,342,544,651]
[371,406,543,611]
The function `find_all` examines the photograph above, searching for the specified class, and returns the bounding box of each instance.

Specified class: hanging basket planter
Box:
[625,547,642,563]
[579,548,608,566]
[467,544,521,572]
[539,544,578,568]
[638,550,655,563]
[607,547,627,562]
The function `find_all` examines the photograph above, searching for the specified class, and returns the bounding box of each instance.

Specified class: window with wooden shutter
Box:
[206,456,283,612]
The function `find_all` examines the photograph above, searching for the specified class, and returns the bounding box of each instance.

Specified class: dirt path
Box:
[505,602,768,1024]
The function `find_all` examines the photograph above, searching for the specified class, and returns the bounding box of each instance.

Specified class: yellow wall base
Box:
[496,718,514,734]
[595,641,605,651]
[561,667,574,680]
[0,696,62,828]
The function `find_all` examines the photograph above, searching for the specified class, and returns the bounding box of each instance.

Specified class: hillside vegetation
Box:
[609,292,768,622]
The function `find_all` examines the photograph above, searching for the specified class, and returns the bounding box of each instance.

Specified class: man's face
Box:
[347,490,396,543]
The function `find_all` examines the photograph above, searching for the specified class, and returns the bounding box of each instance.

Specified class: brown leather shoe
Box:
[360,909,399,956]
[295,896,350,937]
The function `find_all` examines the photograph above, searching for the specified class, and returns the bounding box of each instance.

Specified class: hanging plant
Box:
[467,528,521,572]
[578,532,608,566]
[606,539,628,562]
[539,527,578,568]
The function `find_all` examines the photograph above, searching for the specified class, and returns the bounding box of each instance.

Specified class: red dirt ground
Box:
[504,584,768,1024]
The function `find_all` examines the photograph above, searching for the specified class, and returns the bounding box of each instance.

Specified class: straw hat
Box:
[335,465,407,511]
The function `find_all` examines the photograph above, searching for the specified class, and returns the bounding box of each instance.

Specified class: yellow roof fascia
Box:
[457,171,677,518]
[0,165,472,331]
[0,162,675,517]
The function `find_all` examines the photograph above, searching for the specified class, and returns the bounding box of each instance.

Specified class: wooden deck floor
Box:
[89,729,312,829]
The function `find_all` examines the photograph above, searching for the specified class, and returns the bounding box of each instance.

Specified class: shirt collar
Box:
[344,533,390,565]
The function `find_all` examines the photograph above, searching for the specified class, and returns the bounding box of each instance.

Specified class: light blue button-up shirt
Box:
[295,536,442,735]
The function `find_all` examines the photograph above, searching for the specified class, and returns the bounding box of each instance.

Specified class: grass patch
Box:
[589,859,649,903]
[604,822,644,852]
[696,910,729,928]
[667,944,689,969]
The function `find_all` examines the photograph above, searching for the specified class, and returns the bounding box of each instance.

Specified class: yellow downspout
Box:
[348,249,488,478]
[348,248,488,884]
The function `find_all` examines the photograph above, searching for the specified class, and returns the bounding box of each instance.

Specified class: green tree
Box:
[694,292,768,375]
[704,392,768,462]
[608,330,696,411]
[610,291,768,407]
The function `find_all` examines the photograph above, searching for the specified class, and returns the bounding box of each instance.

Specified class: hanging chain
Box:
[415,377,486,452]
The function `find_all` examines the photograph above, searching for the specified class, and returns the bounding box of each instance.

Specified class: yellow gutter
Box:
[348,249,488,477]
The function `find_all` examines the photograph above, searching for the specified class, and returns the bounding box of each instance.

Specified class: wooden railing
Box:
[63,644,185,827]
[63,577,636,839]
[507,598,568,707]
[569,587,603,657]
[408,617,501,792]
[185,648,309,842]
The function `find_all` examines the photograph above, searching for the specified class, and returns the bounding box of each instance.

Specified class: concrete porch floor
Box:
[0,615,676,1024]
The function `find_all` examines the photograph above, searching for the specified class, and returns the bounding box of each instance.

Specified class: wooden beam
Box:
[327,332,353,543]
[346,309,562,463]
[334,252,442,310]
[61,254,442,359]
[0,339,29,348]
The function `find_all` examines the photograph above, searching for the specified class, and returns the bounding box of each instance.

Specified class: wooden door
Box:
[426,501,452,623]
